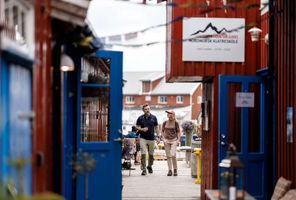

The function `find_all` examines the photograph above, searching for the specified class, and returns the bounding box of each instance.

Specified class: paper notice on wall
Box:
[235,92,254,108]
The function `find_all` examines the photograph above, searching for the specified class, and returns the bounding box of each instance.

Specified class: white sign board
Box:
[182,17,245,62]
[235,92,254,108]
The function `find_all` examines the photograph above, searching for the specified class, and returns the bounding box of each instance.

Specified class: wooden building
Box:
[1,0,95,197]
[2,0,125,199]
[273,0,296,189]
[165,0,275,199]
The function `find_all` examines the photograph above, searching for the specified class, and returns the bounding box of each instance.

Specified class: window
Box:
[145,96,151,101]
[5,8,9,24]
[126,96,135,103]
[158,96,167,104]
[5,3,28,41]
[142,81,151,93]
[176,96,184,104]
[21,11,25,38]
[12,6,18,26]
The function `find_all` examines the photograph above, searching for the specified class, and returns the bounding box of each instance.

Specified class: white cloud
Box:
[87,0,166,72]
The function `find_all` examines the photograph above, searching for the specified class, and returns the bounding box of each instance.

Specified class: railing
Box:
[0,22,16,41]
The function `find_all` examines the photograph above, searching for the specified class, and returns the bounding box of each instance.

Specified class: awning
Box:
[51,0,91,26]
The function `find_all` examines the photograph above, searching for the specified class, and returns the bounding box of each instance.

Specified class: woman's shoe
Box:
[173,169,178,176]
[167,170,172,176]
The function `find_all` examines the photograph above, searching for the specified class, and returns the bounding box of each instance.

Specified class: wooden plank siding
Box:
[165,1,265,199]
[32,0,53,193]
[166,0,262,82]
[260,12,269,68]
[274,0,296,187]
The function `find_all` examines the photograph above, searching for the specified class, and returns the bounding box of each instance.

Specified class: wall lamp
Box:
[60,53,75,72]
[248,27,269,45]
[248,27,262,42]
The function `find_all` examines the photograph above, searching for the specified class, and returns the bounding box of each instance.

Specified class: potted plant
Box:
[181,121,195,146]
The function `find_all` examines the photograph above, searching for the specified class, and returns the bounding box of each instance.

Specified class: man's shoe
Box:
[167,170,172,176]
[173,169,178,176]
[141,170,147,176]
[134,161,140,165]
[147,166,153,174]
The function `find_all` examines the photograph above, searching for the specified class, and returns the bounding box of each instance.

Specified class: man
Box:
[136,104,159,176]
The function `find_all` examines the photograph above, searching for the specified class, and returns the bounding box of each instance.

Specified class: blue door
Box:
[218,75,267,200]
[0,54,33,197]
[62,50,123,200]
[8,64,32,195]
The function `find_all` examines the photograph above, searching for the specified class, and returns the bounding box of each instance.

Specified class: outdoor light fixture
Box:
[248,27,262,42]
[60,53,75,72]
[219,144,244,200]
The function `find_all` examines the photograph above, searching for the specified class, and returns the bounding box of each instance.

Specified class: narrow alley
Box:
[122,160,200,200]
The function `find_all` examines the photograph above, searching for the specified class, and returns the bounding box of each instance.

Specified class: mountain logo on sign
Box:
[190,23,234,36]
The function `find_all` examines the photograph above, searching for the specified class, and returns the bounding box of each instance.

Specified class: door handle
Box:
[18,111,35,120]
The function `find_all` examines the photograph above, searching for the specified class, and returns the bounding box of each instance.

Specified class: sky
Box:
[87,0,166,72]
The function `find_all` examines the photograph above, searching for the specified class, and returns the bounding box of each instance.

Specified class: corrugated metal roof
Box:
[123,71,200,95]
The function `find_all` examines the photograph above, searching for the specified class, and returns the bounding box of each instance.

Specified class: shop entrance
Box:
[62,50,123,200]
[218,75,267,200]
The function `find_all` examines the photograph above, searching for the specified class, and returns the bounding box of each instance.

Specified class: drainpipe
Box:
[268,0,276,197]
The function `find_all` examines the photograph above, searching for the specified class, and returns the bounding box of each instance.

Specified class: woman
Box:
[161,110,181,176]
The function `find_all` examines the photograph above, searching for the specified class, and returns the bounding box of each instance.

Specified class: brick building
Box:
[122,71,202,134]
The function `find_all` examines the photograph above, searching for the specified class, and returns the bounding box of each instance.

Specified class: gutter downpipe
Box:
[268,0,276,197]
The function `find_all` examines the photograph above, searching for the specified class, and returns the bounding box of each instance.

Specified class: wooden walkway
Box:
[122,160,200,200]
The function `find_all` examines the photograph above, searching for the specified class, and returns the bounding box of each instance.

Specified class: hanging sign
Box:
[182,17,245,62]
[235,92,254,108]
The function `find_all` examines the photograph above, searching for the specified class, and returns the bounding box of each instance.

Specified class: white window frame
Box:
[176,96,184,104]
[126,96,135,104]
[158,96,167,104]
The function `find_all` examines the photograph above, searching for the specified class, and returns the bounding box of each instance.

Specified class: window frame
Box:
[158,96,167,104]
[176,95,184,104]
[126,96,135,104]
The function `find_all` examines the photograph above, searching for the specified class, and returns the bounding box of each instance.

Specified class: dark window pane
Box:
[13,6,18,26]
[227,83,242,152]
[248,84,261,152]
[21,12,25,38]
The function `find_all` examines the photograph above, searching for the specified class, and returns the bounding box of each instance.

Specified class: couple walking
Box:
[136,104,181,176]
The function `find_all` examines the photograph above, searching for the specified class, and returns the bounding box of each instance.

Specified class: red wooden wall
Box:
[166,0,262,82]
[274,0,296,187]
[260,12,269,68]
[32,0,53,193]
[165,1,263,199]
